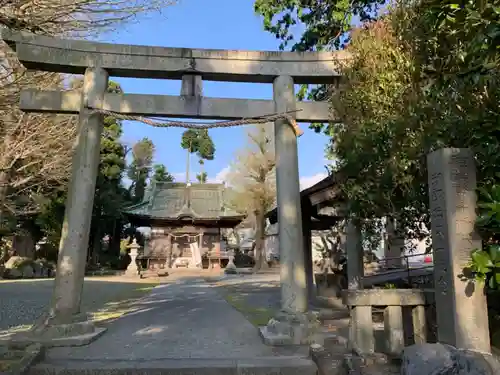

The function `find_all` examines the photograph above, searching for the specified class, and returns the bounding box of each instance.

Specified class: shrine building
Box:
[124,181,245,269]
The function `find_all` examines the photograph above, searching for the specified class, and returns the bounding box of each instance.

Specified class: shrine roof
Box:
[123,182,244,221]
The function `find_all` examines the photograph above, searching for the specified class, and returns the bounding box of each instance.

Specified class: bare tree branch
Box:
[0,0,177,223]
[0,0,177,37]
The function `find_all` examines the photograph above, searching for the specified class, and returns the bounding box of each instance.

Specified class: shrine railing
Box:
[342,289,434,357]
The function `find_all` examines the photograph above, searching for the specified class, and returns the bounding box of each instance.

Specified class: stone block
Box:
[349,305,375,354]
[427,148,490,352]
[259,311,323,346]
[1,318,106,348]
[28,357,318,375]
[383,306,404,356]
[401,343,500,375]
[342,289,426,307]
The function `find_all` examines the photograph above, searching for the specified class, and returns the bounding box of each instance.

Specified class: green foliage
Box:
[254,0,385,51]
[127,137,155,202]
[309,0,499,245]
[181,129,215,160]
[197,130,215,161]
[468,247,500,290]
[469,184,500,289]
[196,172,207,183]
[35,189,66,249]
[152,164,174,183]
[254,0,386,130]
[181,129,215,182]
[181,129,200,151]
[120,237,130,255]
[88,81,132,262]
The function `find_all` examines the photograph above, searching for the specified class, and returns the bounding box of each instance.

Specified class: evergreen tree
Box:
[196,172,207,183]
[152,164,174,183]
[127,138,155,202]
[181,129,215,183]
[89,81,129,265]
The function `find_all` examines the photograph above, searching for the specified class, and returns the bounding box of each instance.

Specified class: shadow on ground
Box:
[208,278,281,327]
[0,277,159,336]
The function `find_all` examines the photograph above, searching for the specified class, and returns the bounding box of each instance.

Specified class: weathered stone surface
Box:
[427,148,490,352]
[346,220,363,290]
[2,257,53,279]
[124,240,140,277]
[28,357,317,375]
[273,75,307,315]
[342,289,426,307]
[2,30,347,84]
[401,343,500,375]
[47,67,108,324]
[309,343,345,375]
[225,256,237,274]
[260,310,322,346]
[19,90,334,122]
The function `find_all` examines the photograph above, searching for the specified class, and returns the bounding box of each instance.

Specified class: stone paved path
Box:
[47,277,288,360]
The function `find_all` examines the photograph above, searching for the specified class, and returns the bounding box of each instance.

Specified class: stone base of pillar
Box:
[1,312,106,348]
[259,310,323,346]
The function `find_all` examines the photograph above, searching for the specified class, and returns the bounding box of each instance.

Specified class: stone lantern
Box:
[225,250,237,274]
[125,239,140,276]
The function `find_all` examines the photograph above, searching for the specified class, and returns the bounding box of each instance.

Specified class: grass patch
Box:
[224,293,275,327]
[0,359,17,371]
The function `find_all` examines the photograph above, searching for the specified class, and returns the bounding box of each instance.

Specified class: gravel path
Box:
[0,277,157,332]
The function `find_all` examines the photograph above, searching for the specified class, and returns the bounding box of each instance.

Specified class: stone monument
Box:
[346,219,363,290]
[125,239,140,277]
[427,148,490,353]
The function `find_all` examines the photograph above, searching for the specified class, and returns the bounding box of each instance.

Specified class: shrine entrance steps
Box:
[26,277,318,375]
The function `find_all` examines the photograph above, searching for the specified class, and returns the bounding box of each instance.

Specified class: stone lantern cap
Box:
[127,239,140,249]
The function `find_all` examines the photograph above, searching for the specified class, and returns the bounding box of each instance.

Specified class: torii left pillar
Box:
[259,75,321,346]
[13,68,109,346]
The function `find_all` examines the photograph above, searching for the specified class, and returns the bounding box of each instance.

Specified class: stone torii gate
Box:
[2,30,346,346]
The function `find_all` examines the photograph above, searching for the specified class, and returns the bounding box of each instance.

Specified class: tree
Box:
[253,0,386,116]
[88,81,130,265]
[152,164,174,183]
[181,129,215,183]
[0,0,177,36]
[322,0,500,245]
[127,138,154,202]
[254,0,385,51]
[0,0,177,263]
[196,172,207,183]
[0,68,76,238]
[227,124,276,271]
[196,129,215,171]
[328,18,424,239]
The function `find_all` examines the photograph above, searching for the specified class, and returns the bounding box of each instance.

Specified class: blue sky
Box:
[104,0,331,189]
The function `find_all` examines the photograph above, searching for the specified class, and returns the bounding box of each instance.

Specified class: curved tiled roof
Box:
[123,181,243,220]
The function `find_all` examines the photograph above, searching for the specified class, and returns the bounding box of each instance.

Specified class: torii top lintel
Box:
[2,30,348,84]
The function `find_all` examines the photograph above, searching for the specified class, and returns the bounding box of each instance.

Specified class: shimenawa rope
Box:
[87,107,304,136]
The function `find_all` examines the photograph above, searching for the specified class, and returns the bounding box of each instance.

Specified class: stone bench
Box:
[342,289,433,357]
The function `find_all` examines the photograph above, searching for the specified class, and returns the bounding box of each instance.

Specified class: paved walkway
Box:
[47,277,288,360]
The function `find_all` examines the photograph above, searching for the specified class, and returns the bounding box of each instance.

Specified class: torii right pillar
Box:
[259,75,322,346]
